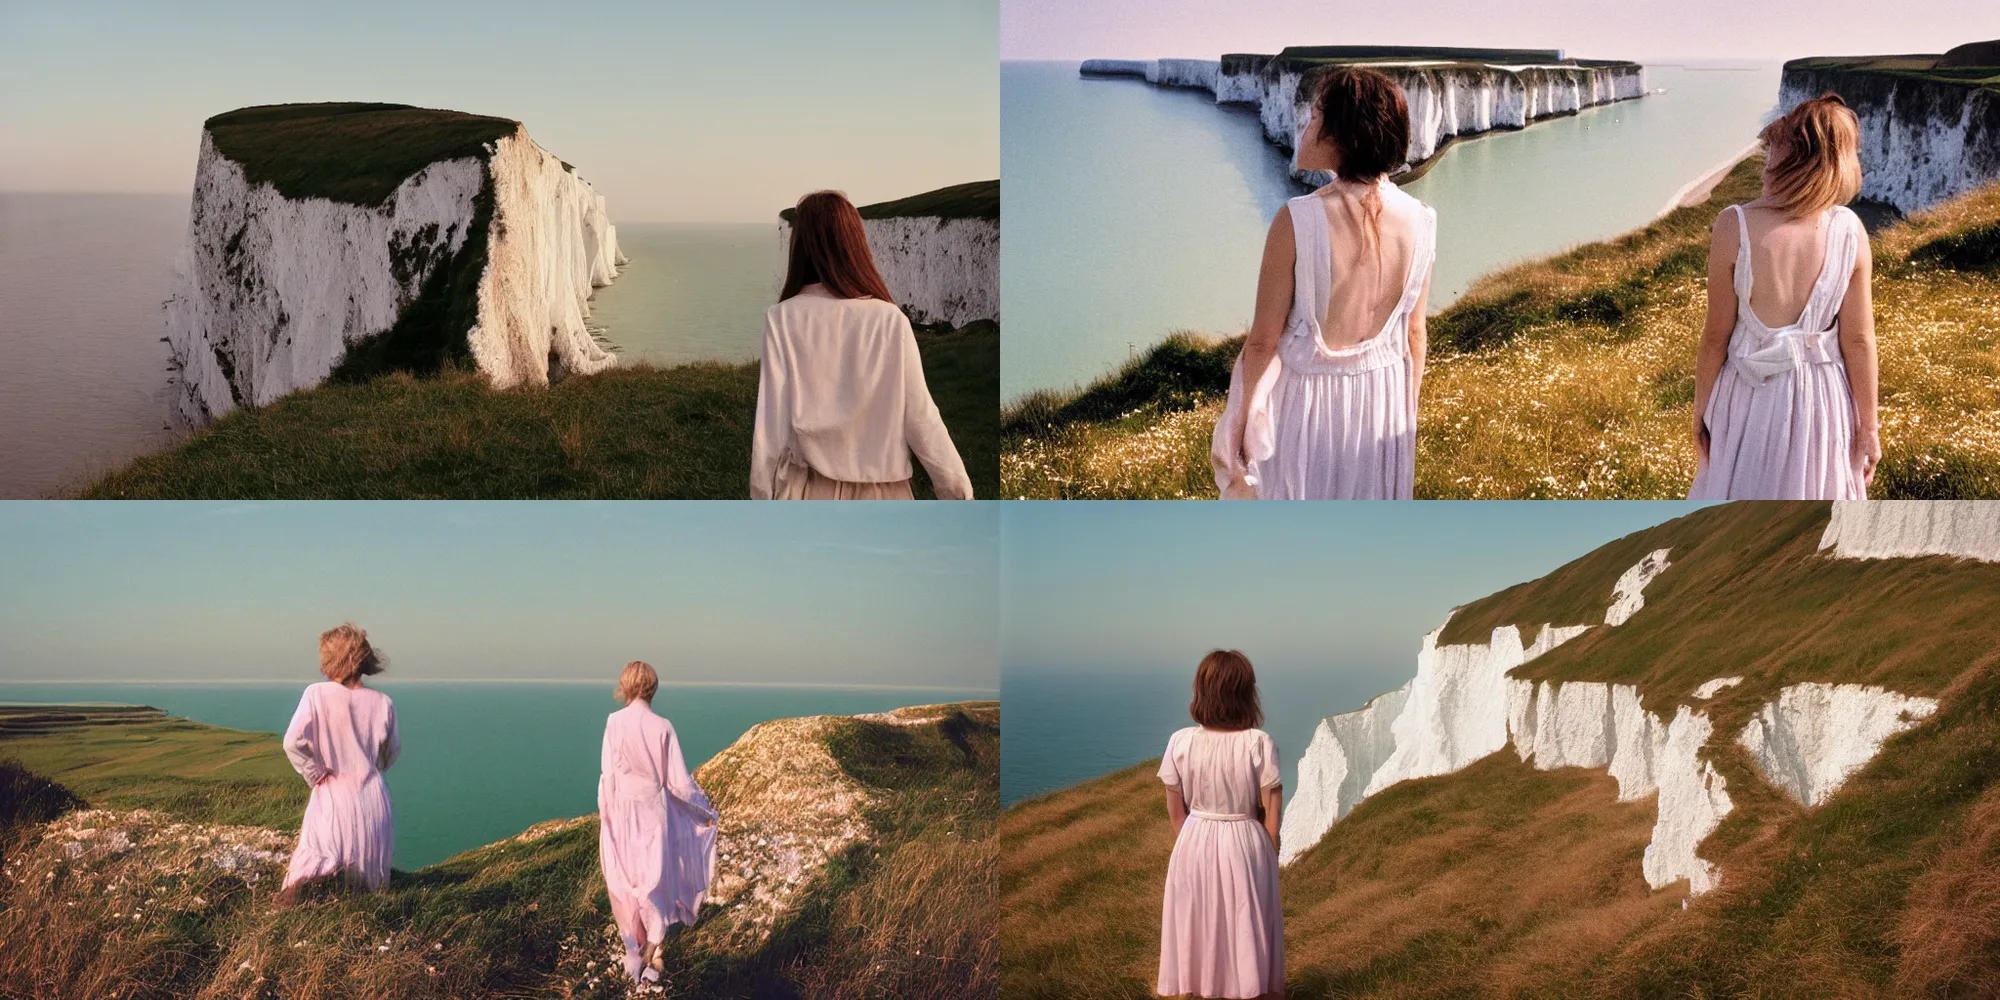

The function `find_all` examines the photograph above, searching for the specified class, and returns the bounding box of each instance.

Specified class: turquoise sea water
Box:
[1000,61,1783,400]
[1000,662,1405,809]
[1,681,987,868]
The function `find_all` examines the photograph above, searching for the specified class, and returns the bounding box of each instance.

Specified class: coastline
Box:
[1654,140,1759,219]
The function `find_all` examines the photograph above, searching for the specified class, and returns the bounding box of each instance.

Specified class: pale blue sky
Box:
[1003,0,2000,63]
[0,0,998,222]
[1003,501,1713,687]
[0,502,998,688]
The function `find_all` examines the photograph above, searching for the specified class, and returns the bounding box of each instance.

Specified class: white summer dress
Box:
[1157,726,1284,999]
[1212,183,1437,499]
[1688,204,1866,500]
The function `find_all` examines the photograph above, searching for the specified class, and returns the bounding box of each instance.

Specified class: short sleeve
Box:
[1256,731,1281,790]
[1157,730,1184,787]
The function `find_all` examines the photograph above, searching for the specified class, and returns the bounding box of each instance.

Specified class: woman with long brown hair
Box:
[750,191,972,499]
[1211,67,1436,500]
[1689,93,1877,499]
[1157,650,1284,999]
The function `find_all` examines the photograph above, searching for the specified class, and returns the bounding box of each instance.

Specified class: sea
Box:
[0,197,782,499]
[1000,660,1410,810]
[1000,61,1784,401]
[0,680,985,869]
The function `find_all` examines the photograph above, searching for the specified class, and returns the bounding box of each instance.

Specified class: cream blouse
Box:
[750,284,972,499]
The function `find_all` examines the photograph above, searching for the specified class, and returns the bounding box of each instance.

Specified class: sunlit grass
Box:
[1002,161,2000,499]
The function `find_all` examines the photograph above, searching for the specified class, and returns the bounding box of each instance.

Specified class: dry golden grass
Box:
[1002,165,2000,499]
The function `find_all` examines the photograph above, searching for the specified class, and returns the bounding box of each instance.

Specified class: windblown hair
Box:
[1759,93,1863,218]
[318,623,385,685]
[616,660,659,704]
[1189,649,1263,731]
[780,191,897,304]
[1312,66,1411,248]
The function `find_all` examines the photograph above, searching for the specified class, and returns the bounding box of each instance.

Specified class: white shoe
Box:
[621,946,645,983]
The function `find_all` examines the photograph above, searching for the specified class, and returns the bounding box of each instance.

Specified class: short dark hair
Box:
[1312,66,1410,181]
[1190,649,1262,730]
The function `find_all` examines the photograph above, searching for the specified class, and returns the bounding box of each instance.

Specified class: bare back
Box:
[1315,183,1422,349]
[1736,203,1838,329]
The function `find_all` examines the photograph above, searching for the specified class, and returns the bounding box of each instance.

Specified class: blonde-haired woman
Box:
[278,623,399,904]
[599,661,718,984]
[1690,93,1879,500]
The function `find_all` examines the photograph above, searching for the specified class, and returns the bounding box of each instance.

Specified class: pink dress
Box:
[281,681,399,891]
[1212,183,1435,500]
[1688,204,1866,500]
[1158,727,1285,998]
[598,701,718,959]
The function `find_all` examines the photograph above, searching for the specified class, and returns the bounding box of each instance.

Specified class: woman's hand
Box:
[1853,423,1882,484]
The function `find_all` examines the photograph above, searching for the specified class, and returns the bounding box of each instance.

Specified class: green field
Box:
[1001,502,2000,998]
[206,103,521,207]
[0,702,998,1000]
[85,323,998,499]
[1002,163,2000,499]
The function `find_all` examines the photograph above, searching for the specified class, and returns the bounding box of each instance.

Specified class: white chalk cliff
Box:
[1282,511,1963,895]
[1780,62,2000,215]
[1084,55,1645,184]
[164,111,622,424]
[1818,500,2000,562]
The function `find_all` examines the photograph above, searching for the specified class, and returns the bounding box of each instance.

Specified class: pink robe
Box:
[1158,727,1284,999]
[598,701,718,953]
[281,681,399,891]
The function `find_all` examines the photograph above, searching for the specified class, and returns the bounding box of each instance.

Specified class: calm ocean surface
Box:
[1001,661,1408,810]
[1000,61,1783,401]
[0,681,983,869]
[0,198,781,499]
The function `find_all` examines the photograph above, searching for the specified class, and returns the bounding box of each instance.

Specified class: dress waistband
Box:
[1190,809,1254,822]
[1729,328,1842,383]
[602,771,662,802]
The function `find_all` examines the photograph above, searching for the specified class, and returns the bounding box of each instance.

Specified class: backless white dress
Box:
[1212,182,1437,499]
[1688,204,1866,500]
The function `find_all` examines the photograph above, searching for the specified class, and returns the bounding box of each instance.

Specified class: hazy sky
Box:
[0,502,998,689]
[1003,501,1713,688]
[0,0,998,223]
[1002,0,2000,63]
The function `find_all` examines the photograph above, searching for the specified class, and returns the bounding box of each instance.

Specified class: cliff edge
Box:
[165,103,625,425]
[779,180,999,329]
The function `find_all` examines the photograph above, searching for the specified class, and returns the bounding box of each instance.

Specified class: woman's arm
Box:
[1837,225,1881,484]
[283,690,328,786]
[662,724,717,824]
[1234,209,1298,437]
[378,701,400,773]
[1261,784,1283,851]
[900,318,974,499]
[1407,269,1432,418]
[749,312,789,500]
[1691,213,1739,463]
[1165,785,1188,837]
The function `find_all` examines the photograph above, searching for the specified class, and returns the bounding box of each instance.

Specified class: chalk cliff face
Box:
[164,105,622,424]
[1084,54,1645,184]
[1282,513,1956,895]
[1779,58,2000,214]
[777,180,999,329]
[1817,499,2000,562]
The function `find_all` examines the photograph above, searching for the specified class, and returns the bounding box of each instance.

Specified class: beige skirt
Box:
[776,464,915,500]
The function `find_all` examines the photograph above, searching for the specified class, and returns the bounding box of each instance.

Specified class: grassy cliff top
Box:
[1438,501,2000,715]
[205,103,521,206]
[0,700,998,1000]
[1235,46,1640,74]
[1783,53,2000,94]
[1002,161,2000,499]
[81,321,998,499]
[780,179,1000,223]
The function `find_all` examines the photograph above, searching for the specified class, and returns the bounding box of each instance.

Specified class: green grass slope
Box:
[0,701,997,1000]
[1001,502,2000,998]
[82,324,998,499]
[206,103,521,207]
[1001,162,2000,499]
